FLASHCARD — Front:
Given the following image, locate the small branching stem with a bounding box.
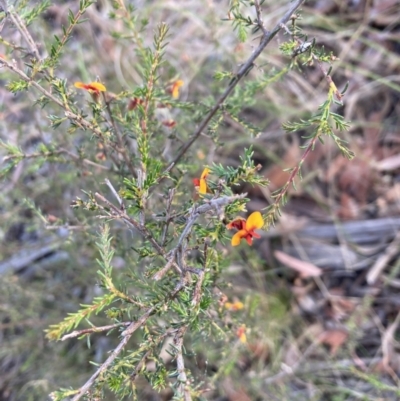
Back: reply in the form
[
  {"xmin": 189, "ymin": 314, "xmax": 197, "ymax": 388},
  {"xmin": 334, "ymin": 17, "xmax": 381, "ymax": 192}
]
[
  {"xmin": 160, "ymin": 188, "xmax": 176, "ymax": 247},
  {"xmin": 2, "ymin": 147, "xmax": 109, "ymax": 170},
  {"xmin": 312, "ymin": 54, "xmax": 343, "ymax": 101},
  {"xmin": 129, "ymin": 328, "xmax": 178, "ymax": 381},
  {"xmin": 174, "ymin": 326, "xmax": 191, "ymax": 401},
  {"xmin": 60, "ymin": 322, "xmax": 131, "ymax": 341},
  {"xmin": 95, "ymin": 192, "xmax": 165, "ymax": 255},
  {"xmin": 8, "ymin": 7, "xmax": 40, "ymax": 59},
  {"xmin": 102, "ymin": 96, "xmax": 137, "ymax": 178},
  {"xmin": 104, "ymin": 178, "xmax": 125, "ymax": 211},
  {"xmin": 254, "ymin": 0, "xmax": 268, "ymax": 35},
  {"xmin": 265, "ymin": 135, "xmax": 319, "ymax": 227},
  {"xmin": 49, "ymin": 6, "xmax": 87, "ymax": 67},
  {"xmin": 70, "ymin": 307, "xmax": 156, "ymax": 401},
  {"xmin": 192, "ymin": 268, "xmax": 205, "ymax": 307}
]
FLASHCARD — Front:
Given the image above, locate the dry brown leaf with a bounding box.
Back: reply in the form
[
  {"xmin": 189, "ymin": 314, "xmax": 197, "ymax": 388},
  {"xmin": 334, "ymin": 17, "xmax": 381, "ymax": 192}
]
[
  {"xmin": 274, "ymin": 250, "xmax": 322, "ymax": 278},
  {"xmin": 374, "ymin": 154, "xmax": 400, "ymax": 171},
  {"xmin": 327, "ymin": 297, "xmax": 358, "ymax": 321},
  {"xmin": 318, "ymin": 329, "xmax": 348, "ymax": 356}
]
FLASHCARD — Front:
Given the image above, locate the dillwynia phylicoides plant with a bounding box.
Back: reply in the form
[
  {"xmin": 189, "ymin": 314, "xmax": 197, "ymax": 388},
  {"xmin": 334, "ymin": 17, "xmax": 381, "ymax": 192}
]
[{"xmin": 0, "ymin": 0, "xmax": 353, "ymax": 400}]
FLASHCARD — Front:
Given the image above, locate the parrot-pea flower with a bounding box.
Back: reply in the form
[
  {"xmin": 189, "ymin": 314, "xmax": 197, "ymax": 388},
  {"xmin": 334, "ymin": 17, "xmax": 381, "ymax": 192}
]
[
  {"xmin": 171, "ymin": 79, "xmax": 184, "ymax": 99},
  {"xmin": 193, "ymin": 167, "xmax": 210, "ymax": 195},
  {"xmin": 226, "ymin": 211, "xmax": 264, "ymax": 246},
  {"xmin": 74, "ymin": 81, "xmax": 106, "ymax": 103},
  {"xmin": 224, "ymin": 301, "xmax": 244, "ymax": 311},
  {"xmin": 74, "ymin": 81, "xmax": 106, "ymax": 93},
  {"xmin": 236, "ymin": 325, "xmax": 247, "ymax": 344}
]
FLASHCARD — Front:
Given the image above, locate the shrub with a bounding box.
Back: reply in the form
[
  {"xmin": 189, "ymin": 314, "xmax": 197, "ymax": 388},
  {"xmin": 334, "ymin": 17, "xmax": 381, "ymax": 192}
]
[{"xmin": 0, "ymin": 0, "xmax": 352, "ymax": 400}]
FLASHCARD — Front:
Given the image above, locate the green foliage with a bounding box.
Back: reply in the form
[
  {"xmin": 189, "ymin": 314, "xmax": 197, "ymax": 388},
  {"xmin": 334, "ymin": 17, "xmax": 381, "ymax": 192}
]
[
  {"xmin": 6, "ymin": 79, "xmax": 30, "ymax": 93},
  {"xmin": 212, "ymin": 147, "xmax": 269, "ymax": 188},
  {"xmin": 21, "ymin": 0, "xmax": 51, "ymax": 26},
  {"xmin": 227, "ymin": 0, "xmax": 261, "ymax": 42},
  {"xmin": 44, "ymin": 0, "xmax": 95, "ymax": 69}
]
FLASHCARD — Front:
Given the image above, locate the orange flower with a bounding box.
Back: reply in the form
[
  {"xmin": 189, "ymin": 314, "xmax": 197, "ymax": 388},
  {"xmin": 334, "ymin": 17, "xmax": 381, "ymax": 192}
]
[
  {"xmin": 236, "ymin": 325, "xmax": 247, "ymax": 343},
  {"xmin": 227, "ymin": 211, "xmax": 264, "ymax": 246},
  {"xmin": 74, "ymin": 81, "xmax": 106, "ymax": 93},
  {"xmin": 225, "ymin": 301, "xmax": 244, "ymax": 311},
  {"xmin": 193, "ymin": 167, "xmax": 210, "ymax": 195},
  {"xmin": 171, "ymin": 79, "xmax": 184, "ymax": 99},
  {"xmin": 74, "ymin": 81, "xmax": 106, "ymax": 103}
]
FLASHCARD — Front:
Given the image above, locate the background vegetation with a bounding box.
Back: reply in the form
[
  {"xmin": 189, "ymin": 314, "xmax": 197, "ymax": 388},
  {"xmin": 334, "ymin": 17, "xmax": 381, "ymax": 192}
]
[{"xmin": 1, "ymin": 0, "xmax": 400, "ymax": 400}]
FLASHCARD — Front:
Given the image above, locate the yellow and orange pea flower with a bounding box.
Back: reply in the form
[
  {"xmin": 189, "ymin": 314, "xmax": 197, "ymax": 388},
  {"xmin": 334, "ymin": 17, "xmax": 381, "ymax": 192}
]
[
  {"xmin": 224, "ymin": 301, "xmax": 244, "ymax": 312},
  {"xmin": 226, "ymin": 211, "xmax": 264, "ymax": 246},
  {"xmin": 236, "ymin": 325, "xmax": 247, "ymax": 344},
  {"xmin": 74, "ymin": 81, "xmax": 106, "ymax": 102},
  {"xmin": 193, "ymin": 167, "xmax": 210, "ymax": 195},
  {"xmin": 170, "ymin": 79, "xmax": 184, "ymax": 99}
]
